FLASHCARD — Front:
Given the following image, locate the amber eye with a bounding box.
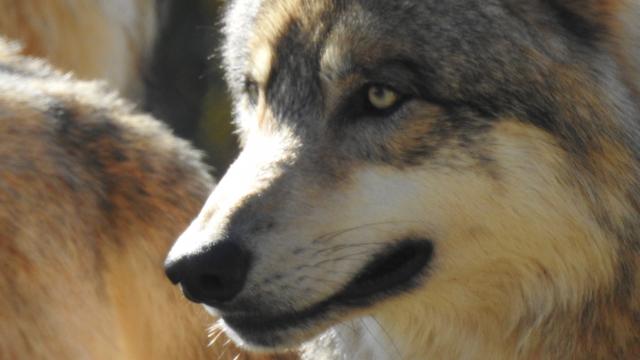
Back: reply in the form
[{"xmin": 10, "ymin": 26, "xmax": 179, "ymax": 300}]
[{"xmin": 367, "ymin": 85, "xmax": 399, "ymax": 110}]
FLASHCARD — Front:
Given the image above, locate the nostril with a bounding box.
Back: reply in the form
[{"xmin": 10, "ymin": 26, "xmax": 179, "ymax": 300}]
[
  {"xmin": 198, "ymin": 273, "xmax": 228, "ymax": 300},
  {"xmin": 165, "ymin": 241, "xmax": 251, "ymax": 305},
  {"xmin": 195, "ymin": 271, "xmax": 243, "ymax": 303},
  {"xmin": 199, "ymin": 274, "xmax": 224, "ymax": 290}
]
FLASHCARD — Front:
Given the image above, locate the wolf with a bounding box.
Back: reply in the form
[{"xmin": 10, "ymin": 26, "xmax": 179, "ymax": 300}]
[
  {"xmin": 0, "ymin": 38, "xmax": 293, "ymax": 360},
  {"xmin": 166, "ymin": 0, "xmax": 640, "ymax": 358},
  {"xmin": 0, "ymin": 0, "xmax": 161, "ymax": 99}
]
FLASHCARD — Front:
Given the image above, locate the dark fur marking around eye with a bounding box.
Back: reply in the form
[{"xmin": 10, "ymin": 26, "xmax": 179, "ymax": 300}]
[
  {"xmin": 337, "ymin": 84, "xmax": 408, "ymax": 121},
  {"xmin": 543, "ymin": 0, "xmax": 602, "ymax": 43}
]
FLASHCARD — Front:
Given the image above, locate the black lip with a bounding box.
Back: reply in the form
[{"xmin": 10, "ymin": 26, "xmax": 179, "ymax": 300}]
[
  {"xmin": 222, "ymin": 239, "xmax": 433, "ymax": 341},
  {"xmin": 335, "ymin": 239, "xmax": 434, "ymax": 303}
]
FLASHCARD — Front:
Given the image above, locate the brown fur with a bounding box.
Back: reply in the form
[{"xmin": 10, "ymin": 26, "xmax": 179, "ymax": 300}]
[{"xmin": 0, "ymin": 39, "xmax": 295, "ymax": 360}]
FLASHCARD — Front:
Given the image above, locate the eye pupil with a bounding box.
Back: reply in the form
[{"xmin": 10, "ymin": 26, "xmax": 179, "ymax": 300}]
[
  {"xmin": 367, "ymin": 85, "xmax": 398, "ymax": 110},
  {"xmin": 371, "ymin": 86, "xmax": 385, "ymax": 98}
]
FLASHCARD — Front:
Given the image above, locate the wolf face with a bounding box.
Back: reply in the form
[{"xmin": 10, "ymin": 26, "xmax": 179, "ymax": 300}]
[{"xmin": 167, "ymin": 0, "xmax": 640, "ymax": 357}]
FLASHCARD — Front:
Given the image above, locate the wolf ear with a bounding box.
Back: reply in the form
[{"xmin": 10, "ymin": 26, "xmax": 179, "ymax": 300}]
[{"xmin": 546, "ymin": 0, "xmax": 623, "ymax": 36}]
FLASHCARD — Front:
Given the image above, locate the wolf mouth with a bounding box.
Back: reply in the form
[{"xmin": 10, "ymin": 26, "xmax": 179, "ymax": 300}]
[{"xmin": 222, "ymin": 239, "xmax": 433, "ymax": 343}]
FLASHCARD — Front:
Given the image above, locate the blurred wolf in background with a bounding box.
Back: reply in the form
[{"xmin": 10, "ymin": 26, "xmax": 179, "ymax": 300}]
[
  {"xmin": 0, "ymin": 0, "xmax": 162, "ymax": 100},
  {"xmin": 0, "ymin": 1, "xmax": 290, "ymax": 358},
  {"xmin": 0, "ymin": 0, "xmax": 235, "ymax": 174},
  {"xmin": 166, "ymin": 0, "xmax": 640, "ymax": 358},
  {"xmin": 0, "ymin": 37, "xmax": 293, "ymax": 360},
  {"xmin": 0, "ymin": 37, "xmax": 215, "ymax": 359}
]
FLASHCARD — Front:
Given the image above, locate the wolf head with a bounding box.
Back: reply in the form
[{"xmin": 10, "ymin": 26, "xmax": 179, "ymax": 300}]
[{"xmin": 166, "ymin": 0, "xmax": 640, "ymax": 355}]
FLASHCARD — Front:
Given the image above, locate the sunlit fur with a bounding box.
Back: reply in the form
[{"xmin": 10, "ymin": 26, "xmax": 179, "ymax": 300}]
[
  {"xmin": 0, "ymin": 0, "xmax": 159, "ymax": 99},
  {"xmin": 0, "ymin": 39, "xmax": 295, "ymax": 360},
  {"xmin": 169, "ymin": 0, "xmax": 640, "ymax": 358}
]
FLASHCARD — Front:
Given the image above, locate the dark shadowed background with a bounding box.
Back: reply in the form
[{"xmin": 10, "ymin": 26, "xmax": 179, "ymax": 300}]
[{"xmin": 145, "ymin": 0, "xmax": 236, "ymax": 178}]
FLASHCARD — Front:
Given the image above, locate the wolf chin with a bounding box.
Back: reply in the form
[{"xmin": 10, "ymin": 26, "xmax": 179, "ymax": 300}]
[{"xmin": 166, "ymin": 0, "xmax": 640, "ymax": 358}]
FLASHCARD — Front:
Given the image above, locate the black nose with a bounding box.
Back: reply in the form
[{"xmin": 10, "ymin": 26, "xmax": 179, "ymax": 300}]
[{"xmin": 165, "ymin": 241, "xmax": 251, "ymax": 305}]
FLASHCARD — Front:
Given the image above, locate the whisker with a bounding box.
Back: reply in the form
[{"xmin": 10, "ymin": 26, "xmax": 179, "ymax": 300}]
[
  {"xmin": 304, "ymin": 257, "xmax": 370, "ymax": 270},
  {"xmin": 302, "ymin": 275, "xmax": 344, "ymax": 285},
  {"xmin": 216, "ymin": 344, "xmax": 231, "ymax": 360},
  {"xmin": 313, "ymin": 242, "xmax": 389, "ymax": 256},
  {"xmin": 208, "ymin": 329, "xmax": 226, "ymax": 348},
  {"xmin": 308, "ymin": 250, "xmax": 378, "ymax": 268},
  {"xmin": 360, "ymin": 318, "xmax": 396, "ymax": 360},
  {"xmin": 311, "ymin": 220, "xmax": 422, "ymax": 245},
  {"xmin": 372, "ymin": 315, "xmax": 403, "ymax": 359}
]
